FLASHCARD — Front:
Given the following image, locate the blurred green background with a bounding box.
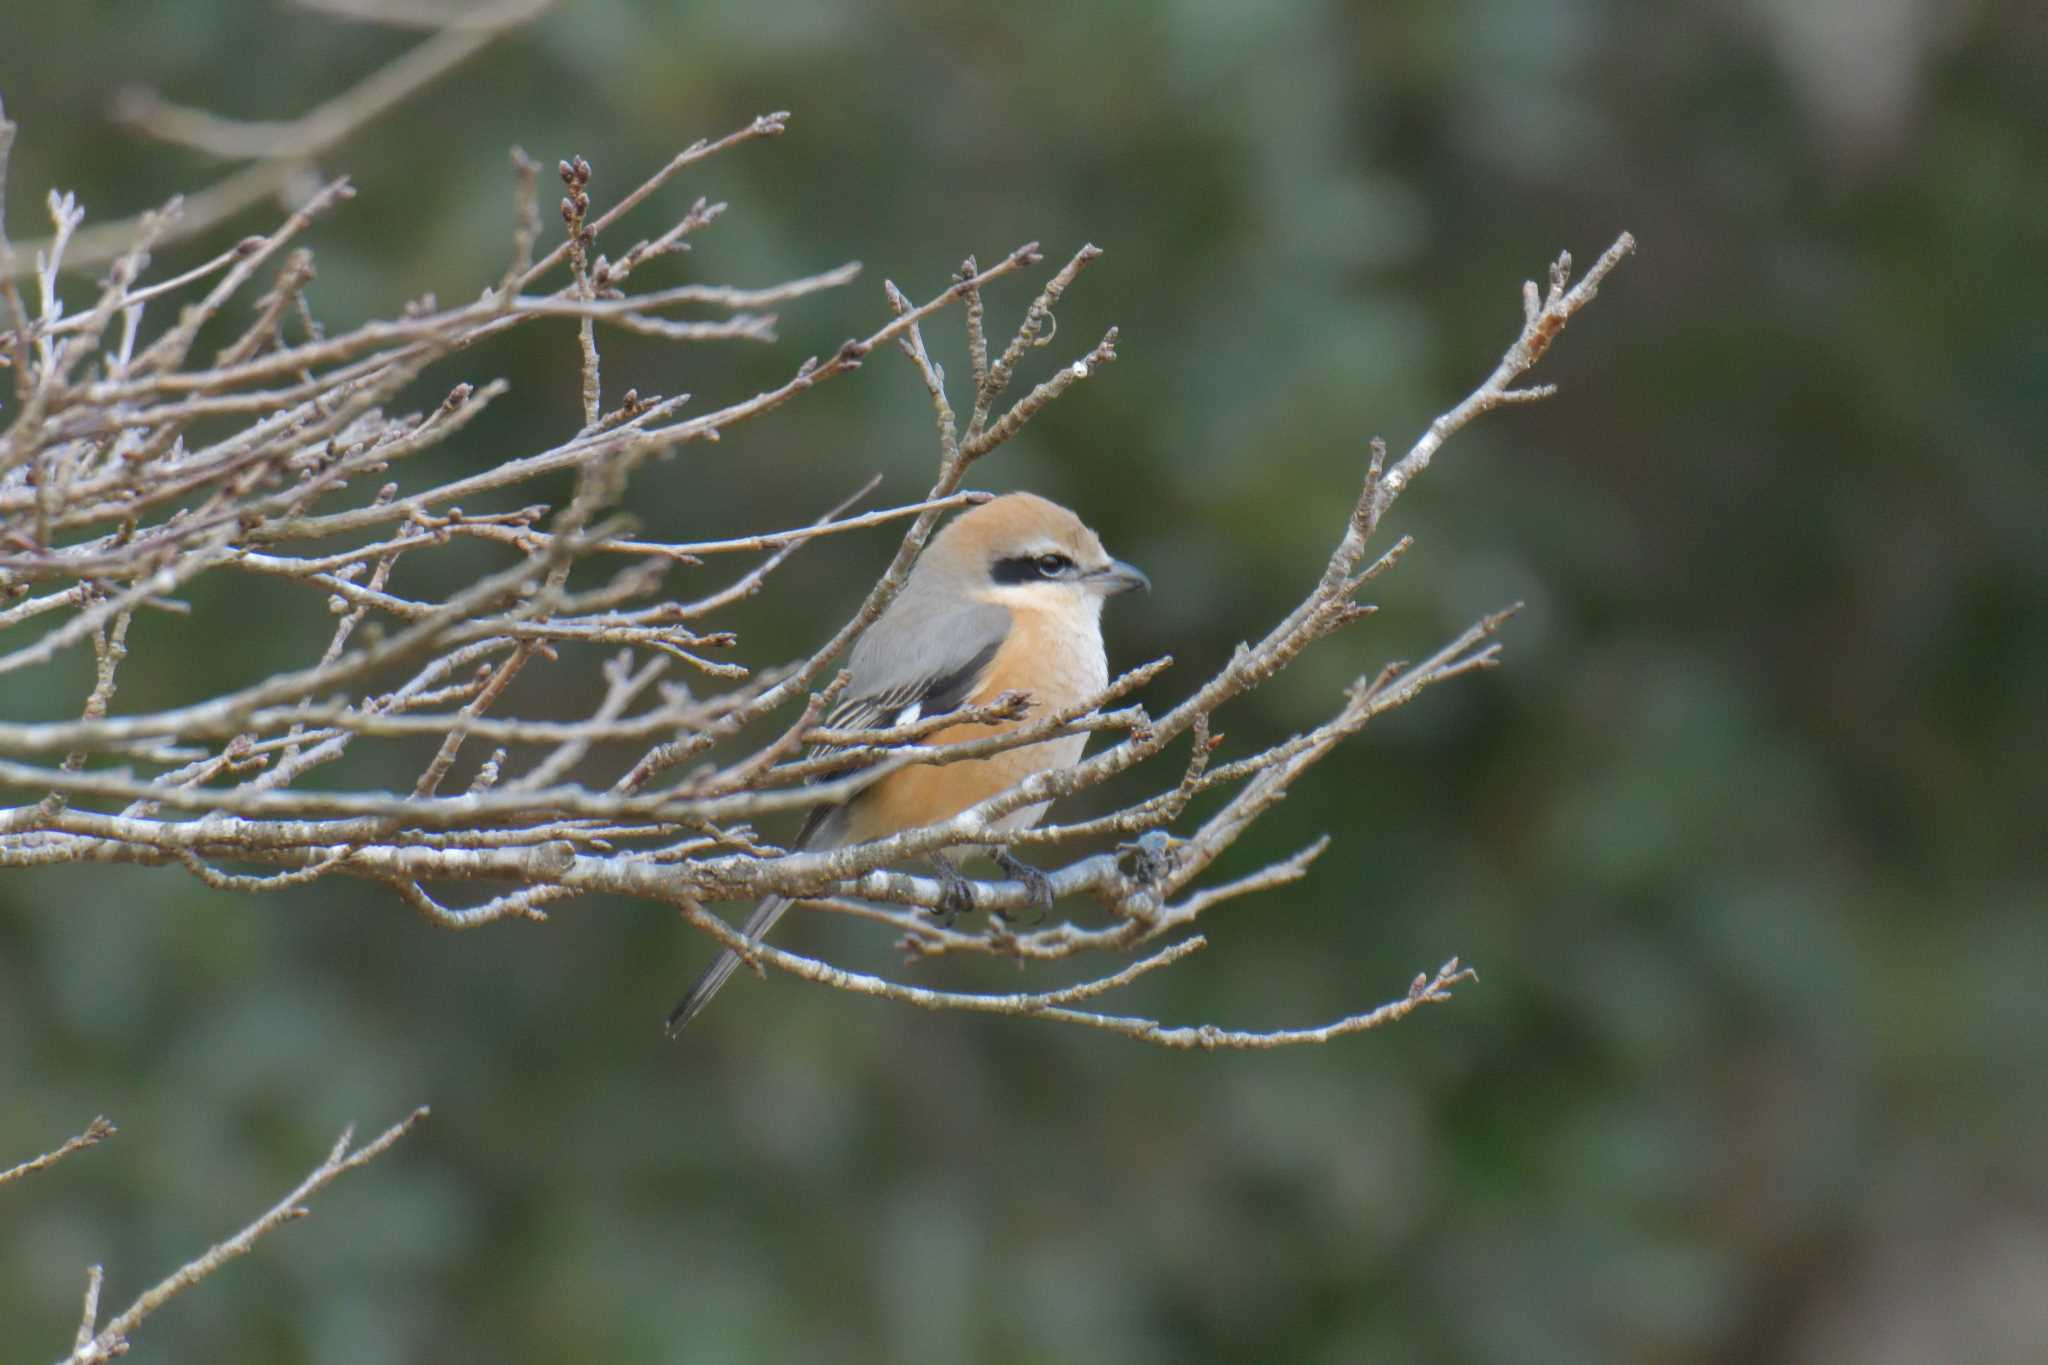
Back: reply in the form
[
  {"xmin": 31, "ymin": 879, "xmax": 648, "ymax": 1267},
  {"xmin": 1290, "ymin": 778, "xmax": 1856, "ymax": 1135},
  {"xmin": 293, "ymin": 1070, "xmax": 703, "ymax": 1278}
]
[{"xmin": 4, "ymin": 1, "xmax": 2045, "ymax": 1361}]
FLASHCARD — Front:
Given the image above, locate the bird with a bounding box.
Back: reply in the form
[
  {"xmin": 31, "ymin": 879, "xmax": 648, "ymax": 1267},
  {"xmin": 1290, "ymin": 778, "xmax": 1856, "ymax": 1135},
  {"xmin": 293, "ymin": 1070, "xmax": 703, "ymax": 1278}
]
[{"xmin": 665, "ymin": 491, "xmax": 1149, "ymax": 1034}]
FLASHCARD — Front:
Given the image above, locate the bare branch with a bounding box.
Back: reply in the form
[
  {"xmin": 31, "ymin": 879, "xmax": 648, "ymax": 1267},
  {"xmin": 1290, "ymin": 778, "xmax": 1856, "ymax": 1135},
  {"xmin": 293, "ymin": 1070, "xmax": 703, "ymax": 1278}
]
[
  {"xmin": 59, "ymin": 1108, "xmax": 429, "ymax": 1365},
  {"xmin": 73, "ymin": 1265, "xmax": 103, "ymax": 1355},
  {"xmin": 672, "ymin": 895, "xmax": 1475, "ymax": 1050},
  {"xmin": 1, "ymin": 52, "xmax": 1633, "ymax": 1049},
  {"xmin": 0, "ymin": 1116, "xmax": 116, "ymax": 1187},
  {"xmin": 11, "ymin": 5, "xmax": 551, "ymax": 278}
]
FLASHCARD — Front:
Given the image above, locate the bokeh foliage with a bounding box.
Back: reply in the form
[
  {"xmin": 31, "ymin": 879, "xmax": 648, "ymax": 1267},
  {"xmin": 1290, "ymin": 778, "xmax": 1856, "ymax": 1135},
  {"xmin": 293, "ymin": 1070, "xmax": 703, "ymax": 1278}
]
[{"xmin": 3, "ymin": 2, "xmax": 2044, "ymax": 1361}]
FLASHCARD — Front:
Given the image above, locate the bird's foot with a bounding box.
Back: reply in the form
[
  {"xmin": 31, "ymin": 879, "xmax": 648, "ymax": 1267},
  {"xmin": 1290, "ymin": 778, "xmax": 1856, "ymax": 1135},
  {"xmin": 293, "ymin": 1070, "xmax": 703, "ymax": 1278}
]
[
  {"xmin": 928, "ymin": 858, "xmax": 977, "ymax": 927},
  {"xmin": 1117, "ymin": 831, "xmax": 1175, "ymax": 886},
  {"xmin": 992, "ymin": 849, "xmax": 1055, "ymax": 925}
]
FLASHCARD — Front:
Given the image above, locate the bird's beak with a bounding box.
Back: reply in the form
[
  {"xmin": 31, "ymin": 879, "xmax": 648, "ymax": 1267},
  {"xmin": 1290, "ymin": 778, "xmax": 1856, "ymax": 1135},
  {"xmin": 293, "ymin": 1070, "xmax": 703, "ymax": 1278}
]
[{"xmin": 1088, "ymin": 559, "xmax": 1151, "ymax": 596}]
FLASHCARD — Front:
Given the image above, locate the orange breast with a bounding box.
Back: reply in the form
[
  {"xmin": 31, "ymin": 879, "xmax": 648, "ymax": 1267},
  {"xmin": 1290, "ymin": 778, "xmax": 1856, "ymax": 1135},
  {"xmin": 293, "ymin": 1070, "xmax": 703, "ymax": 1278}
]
[{"xmin": 843, "ymin": 603, "xmax": 1107, "ymax": 842}]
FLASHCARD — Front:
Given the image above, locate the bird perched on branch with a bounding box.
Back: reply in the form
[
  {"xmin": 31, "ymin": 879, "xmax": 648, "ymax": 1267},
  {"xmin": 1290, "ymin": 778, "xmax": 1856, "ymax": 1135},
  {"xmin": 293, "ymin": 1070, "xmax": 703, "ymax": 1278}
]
[{"xmin": 666, "ymin": 491, "xmax": 1149, "ymax": 1033}]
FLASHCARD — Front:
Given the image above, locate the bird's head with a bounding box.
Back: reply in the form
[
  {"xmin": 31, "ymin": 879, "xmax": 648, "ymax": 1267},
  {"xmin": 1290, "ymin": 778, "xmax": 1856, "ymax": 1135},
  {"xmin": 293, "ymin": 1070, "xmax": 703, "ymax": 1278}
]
[{"xmin": 925, "ymin": 492, "xmax": 1149, "ymax": 612}]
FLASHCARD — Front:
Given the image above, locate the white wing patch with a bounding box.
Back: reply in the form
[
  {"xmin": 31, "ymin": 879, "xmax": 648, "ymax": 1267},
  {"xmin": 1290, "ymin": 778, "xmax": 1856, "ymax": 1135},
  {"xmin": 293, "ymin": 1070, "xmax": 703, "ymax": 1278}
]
[{"xmin": 811, "ymin": 632, "xmax": 1005, "ymax": 758}]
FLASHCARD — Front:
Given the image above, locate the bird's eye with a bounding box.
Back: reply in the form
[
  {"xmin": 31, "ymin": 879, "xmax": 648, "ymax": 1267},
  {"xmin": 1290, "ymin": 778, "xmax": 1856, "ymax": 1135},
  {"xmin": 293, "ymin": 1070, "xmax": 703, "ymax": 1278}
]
[{"xmin": 1035, "ymin": 553, "xmax": 1073, "ymax": 577}]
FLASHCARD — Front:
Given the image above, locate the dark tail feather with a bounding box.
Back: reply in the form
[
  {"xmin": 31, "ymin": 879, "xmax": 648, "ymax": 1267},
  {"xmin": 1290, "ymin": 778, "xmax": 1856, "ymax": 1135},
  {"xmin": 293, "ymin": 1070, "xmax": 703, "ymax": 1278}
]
[{"xmin": 664, "ymin": 894, "xmax": 794, "ymax": 1036}]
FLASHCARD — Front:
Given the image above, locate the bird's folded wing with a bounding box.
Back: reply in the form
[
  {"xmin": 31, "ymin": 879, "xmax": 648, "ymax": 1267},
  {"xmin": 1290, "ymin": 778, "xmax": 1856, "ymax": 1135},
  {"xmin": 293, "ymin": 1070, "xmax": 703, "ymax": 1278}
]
[
  {"xmin": 818, "ymin": 597, "xmax": 1010, "ymax": 752},
  {"xmin": 773, "ymin": 598, "xmax": 1007, "ymax": 856}
]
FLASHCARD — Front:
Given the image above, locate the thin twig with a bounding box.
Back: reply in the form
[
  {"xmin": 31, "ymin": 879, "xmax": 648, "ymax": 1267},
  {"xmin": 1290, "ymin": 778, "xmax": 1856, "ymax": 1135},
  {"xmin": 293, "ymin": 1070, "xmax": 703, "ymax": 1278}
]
[
  {"xmin": 0, "ymin": 1117, "xmax": 116, "ymax": 1186},
  {"xmin": 1, "ymin": 58, "xmax": 1633, "ymax": 1056},
  {"xmin": 62, "ymin": 1108, "xmax": 428, "ymax": 1365},
  {"xmin": 8, "ymin": 1, "xmax": 552, "ymax": 277}
]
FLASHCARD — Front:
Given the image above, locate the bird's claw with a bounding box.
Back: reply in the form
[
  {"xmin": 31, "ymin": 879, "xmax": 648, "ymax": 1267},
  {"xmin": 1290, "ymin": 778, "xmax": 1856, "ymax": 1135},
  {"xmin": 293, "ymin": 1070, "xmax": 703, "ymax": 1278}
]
[
  {"xmin": 1117, "ymin": 831, "xmax": 1174, "ymax": 886},
  {"xmin": 930, "ymin": 860, "xmax": 976, "ymax": 927},
  {"xmin": 992, "ymin": 849, "xmax": 1054, "ymax": 925}
]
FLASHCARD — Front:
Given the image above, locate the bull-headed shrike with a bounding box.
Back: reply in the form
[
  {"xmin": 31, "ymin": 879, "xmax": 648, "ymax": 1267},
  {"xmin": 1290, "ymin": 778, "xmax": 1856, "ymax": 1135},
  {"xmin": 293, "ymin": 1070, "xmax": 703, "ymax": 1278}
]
[{"xmin": 666, "ymin": 492, "xmax": 1148, "ymax": 1033}]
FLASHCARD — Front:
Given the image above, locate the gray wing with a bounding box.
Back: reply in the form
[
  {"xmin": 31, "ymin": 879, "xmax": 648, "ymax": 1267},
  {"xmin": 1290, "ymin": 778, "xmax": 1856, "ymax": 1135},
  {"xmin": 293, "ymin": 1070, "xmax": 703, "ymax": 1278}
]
[
  {"xmin": 782, "ymin": 594, "xmax": 1007, "ymax": 840},
  {"xmin": 823, "ymin": 594, "xmax": 1010, "ymax": 742},
  {"xmin": 779, "ymin": 595, "xmax": 1008, "ymax": 914},
  {"xmin": 663, "ymin": 599, "xmax": 1008, "ymax": 1035}
]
